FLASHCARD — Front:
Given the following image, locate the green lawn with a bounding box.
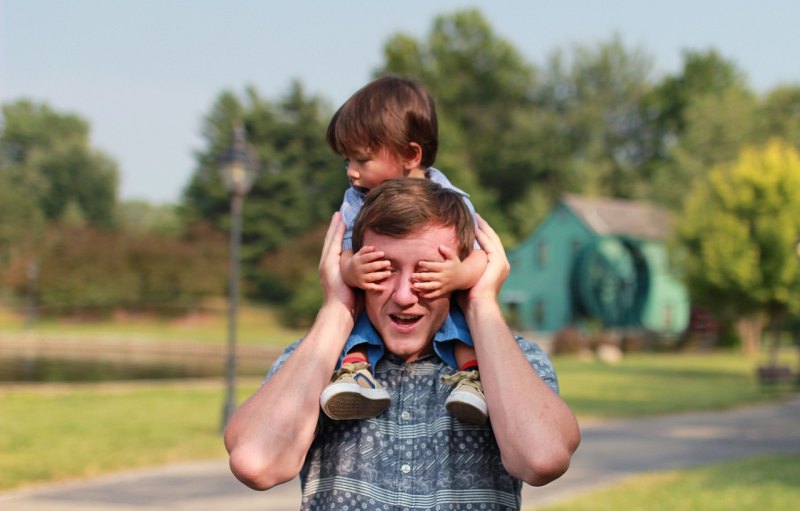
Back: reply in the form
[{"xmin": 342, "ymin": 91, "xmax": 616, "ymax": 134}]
[
  {"xmin": 553, "ymin": 351, "xmax": 796, "ymax": 419},
  {"xmin": 2, "ymin": 351, "xmax": 797, "ymax": 492},
  {"xmin": 534, "ymin": 455, "xmax": 800, "ymax": 511}
]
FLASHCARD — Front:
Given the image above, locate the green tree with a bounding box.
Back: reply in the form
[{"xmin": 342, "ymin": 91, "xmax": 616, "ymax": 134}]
[
  {"xmin": 182, "ymin": 83, "xmax": 344, "ymax": 300},
  {"xmin": 0, "ymin": 100, "xmax": 119, "ymax": 227},
  {"xmin": 535, "ymin": 35, "xmax": 656, "ymax": 199},
  {"xmin": 755, "ymin": 85, "xmax": 800, "ymax": 149},
  {"xmin": 676, "ymin": 139, "xmax": 800, "ymax": 356},
  {"xmin": 379, "ymin": 8, "xmax": 537, "ymax": 240},
  {"xmin": 645, "ymin": 50, "xmax": 755, "ymax": 209}
]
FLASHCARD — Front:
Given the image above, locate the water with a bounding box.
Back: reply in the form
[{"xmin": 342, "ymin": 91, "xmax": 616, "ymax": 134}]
[{"xmin": 0, "ymin": 356, "xmax": 220, "ymax": 382}]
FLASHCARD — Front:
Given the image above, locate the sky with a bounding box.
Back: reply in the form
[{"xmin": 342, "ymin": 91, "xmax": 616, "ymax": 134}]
[{"xmin": 2, "ymin": 0, "xmax": 799, "ymax": 204}]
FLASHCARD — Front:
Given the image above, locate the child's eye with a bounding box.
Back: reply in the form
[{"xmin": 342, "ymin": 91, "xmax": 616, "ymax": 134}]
[{"xmin": 343, "ymin": 159, "xmax": 350, "ymax": 170}]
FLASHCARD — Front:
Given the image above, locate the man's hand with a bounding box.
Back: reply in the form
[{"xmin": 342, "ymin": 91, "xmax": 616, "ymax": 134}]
[
  {"xmin": 466, "ymin": 215, "xmax": 510, "ymax": 303},
  {"xmin": 319, "ymin": 213, "xmax": 358, "ymax": 315}
]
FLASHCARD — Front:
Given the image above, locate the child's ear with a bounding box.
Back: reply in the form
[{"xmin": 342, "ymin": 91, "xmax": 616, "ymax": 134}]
[{"xmin": 402, "ymin": 142, "xmax": 423, "ymax": 170}]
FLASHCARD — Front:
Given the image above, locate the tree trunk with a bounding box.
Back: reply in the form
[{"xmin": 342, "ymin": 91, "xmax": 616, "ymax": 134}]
[{"xmin": 736, "ymin": 313, "xmax": 766, "ymax": 359}]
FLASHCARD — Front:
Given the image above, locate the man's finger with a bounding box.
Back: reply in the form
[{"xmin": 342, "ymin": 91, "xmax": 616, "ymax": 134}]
[{"xmin": 320, "ymin": 212, "xmax": 344, "ymax": 267}]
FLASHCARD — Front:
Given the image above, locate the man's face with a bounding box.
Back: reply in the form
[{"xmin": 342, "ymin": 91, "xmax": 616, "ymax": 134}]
[{"xmin": 363, "ymin": 225, "xmax": 456, "ymax": 362}]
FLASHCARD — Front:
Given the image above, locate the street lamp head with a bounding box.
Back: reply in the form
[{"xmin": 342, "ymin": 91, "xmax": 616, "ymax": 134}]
[{"xmin": 219, "ymin": 124, "xmax": 260, "ymax": 196}]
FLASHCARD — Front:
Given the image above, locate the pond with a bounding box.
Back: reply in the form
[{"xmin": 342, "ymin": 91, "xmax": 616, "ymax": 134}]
[{"xmin": 0, "ymin": 356, "xmax": 222, "ymax": 382}]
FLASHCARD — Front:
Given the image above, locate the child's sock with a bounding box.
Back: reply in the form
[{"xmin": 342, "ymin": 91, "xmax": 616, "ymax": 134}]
[
  {"xmin": 343, "ymin": 353, "xmax": 368, "ymax": 366},
  {"xmin": 459, "ymin": 359, "xmax": 478, "ymax": 372}
]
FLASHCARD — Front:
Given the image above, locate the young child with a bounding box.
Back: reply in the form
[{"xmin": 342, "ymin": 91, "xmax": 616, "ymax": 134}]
[{"xmin": 319, "ymin": 75, "xmax": 490, "ymax": 425}]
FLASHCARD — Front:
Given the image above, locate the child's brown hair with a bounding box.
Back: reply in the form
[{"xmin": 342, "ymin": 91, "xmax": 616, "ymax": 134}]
[
  {"xmin": 326, "ymin": 75, "xmax": 438, "ymax": 167},
  {"xmin": 353, "ymin": 178, "xmax": 474, "ymax": 261}
]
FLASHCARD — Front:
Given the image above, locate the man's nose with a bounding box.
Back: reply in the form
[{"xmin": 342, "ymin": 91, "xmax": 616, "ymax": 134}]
[{"xmin": 392, "ymin": 273, "xmax": 419, "ymax": 306}]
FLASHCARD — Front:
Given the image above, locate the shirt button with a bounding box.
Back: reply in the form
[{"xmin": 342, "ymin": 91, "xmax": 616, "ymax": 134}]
[
  {"xmin": 401, "ymin": 464, "xmax": 411, "ymax": 474},
  {"xmin": 401, "ymin": 411, "xmax": 411, "ymax": 421}
]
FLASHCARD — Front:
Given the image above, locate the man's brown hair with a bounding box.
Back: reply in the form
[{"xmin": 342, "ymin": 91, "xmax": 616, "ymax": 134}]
[
  {"xmin": 326, "ymin": 75, "xmax": 438, "ymax": 167},
  {"xmin": 352, "ymin": 179, "xmax": 474, "ymax": 260}
]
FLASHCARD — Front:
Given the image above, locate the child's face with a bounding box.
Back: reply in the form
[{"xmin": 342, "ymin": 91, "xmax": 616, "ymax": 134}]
[{"xmin": 344, "ymin": 146, "xmax": 407, "ymax": 194}]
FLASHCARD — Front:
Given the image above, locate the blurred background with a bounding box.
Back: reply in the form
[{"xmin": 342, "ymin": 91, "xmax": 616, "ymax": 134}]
[{"xmin": 1, "ymin": 1, "xmax": 799, "ymax": 508}]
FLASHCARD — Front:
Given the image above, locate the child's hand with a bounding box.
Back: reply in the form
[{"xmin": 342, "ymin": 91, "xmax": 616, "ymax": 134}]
[
  {"xmin": 412, "ymin": 245, "xmax": 465, "ymax": 299},
  {"xmin": 346, "ymin": 246, "xmax": 391, "ymax": 291}
]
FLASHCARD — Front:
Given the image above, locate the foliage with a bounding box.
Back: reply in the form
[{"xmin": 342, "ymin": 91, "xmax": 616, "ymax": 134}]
[
  {"xmin": 116, "ymin": 200, "xmax": 184, "ymax": 236},
  {"xmin": 2, "ymin": 223, "xmax": 227, "ymax": 314},
  {"xmin": 181, "ymin": 83, "xmax": 346, "ymax": 301},
  {"xmin": 756, "ymin": 84, "xmax": 800, "ymax": 149},
  {"xmin": 676, "ymin": 140, "xmax": 800, "ymax": 353},
  {"xmin": 644, "ymin": 50, "xmax": 754, "ymax": 208},
  {"xmin": 0, "ymin": 100, "xmax": 118, "ymax": 227}
]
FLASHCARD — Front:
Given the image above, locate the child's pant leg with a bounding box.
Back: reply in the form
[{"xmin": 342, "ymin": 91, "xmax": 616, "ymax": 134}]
[{"xmin": 338, "ymin": 311, "xmax": 385, "ymax": 370}]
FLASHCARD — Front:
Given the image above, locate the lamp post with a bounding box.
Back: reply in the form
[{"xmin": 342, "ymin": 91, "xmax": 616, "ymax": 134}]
[{"xmin": 219, "ymin": 123, "xmax": 260, "ymax": 432}]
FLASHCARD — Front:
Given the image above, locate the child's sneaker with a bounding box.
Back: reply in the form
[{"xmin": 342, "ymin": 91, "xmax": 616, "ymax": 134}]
[
  {"xmin": 320, "ymin": 362, "xmax": 391, "ymax": 420},
  {"xmin": 442, "ymin": 370, "xmax": 488, "ymax": 425}
]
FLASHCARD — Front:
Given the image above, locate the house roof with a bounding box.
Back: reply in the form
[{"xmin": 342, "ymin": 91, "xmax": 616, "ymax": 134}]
[{"xmin": 561, "ymin": 194, "xmax": 673, "ymax": 240}]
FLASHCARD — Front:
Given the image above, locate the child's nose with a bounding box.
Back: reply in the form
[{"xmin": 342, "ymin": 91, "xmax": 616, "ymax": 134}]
[{"xmin": 346, "ymin": 163, "xmax": 359, "ymax": 181}]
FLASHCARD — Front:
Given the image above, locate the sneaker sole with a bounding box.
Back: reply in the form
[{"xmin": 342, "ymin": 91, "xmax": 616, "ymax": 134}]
[
  {"xmin": 320, "ymin": 384, "xmax": 391, "ymax": 420},
  {"xmin": 445, "ymin": 390, "xmax": 488, "ymax": 425}
]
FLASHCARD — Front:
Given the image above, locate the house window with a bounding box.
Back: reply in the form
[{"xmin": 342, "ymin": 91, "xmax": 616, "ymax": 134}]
[
  {"xmin": 534, "ymin": 300, "xmax": 546, "ymax": 327},
  {"xmin": 536, "ymin": 241, "xmax": 548, "ymax": 267},
  {"xmin": 570, "ymin": 239, "xmax": 581, "ymax": 255}
]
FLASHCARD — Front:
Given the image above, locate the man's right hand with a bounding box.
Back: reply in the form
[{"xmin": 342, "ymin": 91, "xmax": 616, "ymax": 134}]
[
  {"xmin": 319, "ymin": 213, "xmax": 358, "ymax": 316},
  {"xmin": 465, "ymin": 214, "xmax": 510, "ymax": 305}
]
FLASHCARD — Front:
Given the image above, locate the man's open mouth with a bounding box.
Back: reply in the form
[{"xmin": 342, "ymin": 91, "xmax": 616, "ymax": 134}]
[{"xmin": 390, "ymin": 313, "xmax": 421, "ymax": 326}]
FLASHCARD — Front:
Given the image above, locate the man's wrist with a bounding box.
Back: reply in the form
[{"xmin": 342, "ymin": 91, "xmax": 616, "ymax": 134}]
[
  {"xmin": 318, "ymin": 300, "xmax": 358, "ymax": 326},
  {"xmin": 463, "ymin": 295, "xmax": 501, "ymax": 318}
]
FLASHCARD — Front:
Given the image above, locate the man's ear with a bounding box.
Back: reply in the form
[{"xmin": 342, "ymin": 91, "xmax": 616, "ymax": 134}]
[{"xmin": 402, "ymin": 142, "xmax": 423, "ymax": 170}]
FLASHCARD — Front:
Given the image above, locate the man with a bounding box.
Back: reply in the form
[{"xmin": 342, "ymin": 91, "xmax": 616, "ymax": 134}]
[{"xmin": 224, "ymin": 179, "xmax": 580, "ymax": 510}]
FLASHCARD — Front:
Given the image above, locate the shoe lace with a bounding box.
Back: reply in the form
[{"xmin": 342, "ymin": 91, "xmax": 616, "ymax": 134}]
[
  {"xmin": 331, "ymin": 361, "xmax": 370, "ymax": 380},
  {"xmin": 441, "ymin": 369, "xmax": 480, "ymax": 389}
]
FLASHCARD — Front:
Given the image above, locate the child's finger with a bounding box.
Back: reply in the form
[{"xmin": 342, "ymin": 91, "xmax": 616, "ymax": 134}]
[
  {"xmin": 412, "ymin": 271, "xmax": 442, "ymax": 282},
  {"xmin": 419, "ymin": 288, "xmax": 446, "ymax": 299},
  {"xmin": 362, "ymin": 260, "xmax": 390, "ymax": 274},
  {"xmin": 363, "ymin": 270, "xmax": 391, "ymax": 283},
  {"xmin": 362, "ymin": 282, "xmax": 387, "ymax": 292},
  {"xmin": 437, "ymin": 244, "xmax": 459, "ymax": 260},
  {"xmin": 413, "ymin": 280, "xmax": 442, "ymax": 291},
  {"xmin": 416, "ymin": 260, "xmax": 445, "ymax": 272},
  {"xmin": 356, "ymin": 249, "xmax": 385, "ymax": 262}
]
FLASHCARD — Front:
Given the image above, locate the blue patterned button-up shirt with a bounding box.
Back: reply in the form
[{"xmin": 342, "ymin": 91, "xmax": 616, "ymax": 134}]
[{"xmin": 266, "ymin": 337, "xmax": 559, "ymax": 510}]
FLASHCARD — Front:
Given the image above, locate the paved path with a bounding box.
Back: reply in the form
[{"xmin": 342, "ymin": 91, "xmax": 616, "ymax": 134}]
[{"xmin": 3, "ymin": 396, "xmax": 799, "ymax": 510}]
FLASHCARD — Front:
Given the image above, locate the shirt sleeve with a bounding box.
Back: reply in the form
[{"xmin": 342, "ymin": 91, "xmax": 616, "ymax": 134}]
[
  {"xmin": 516, "ymin": 337, "xmax": 560, "ymax": 394},
  {"xmin": 264, "ymin": 340, "xmax": 301, "ymax": 382},
  {"xmin": 339, "ymin": 187, "xmax": 363, "ymax": 252}
]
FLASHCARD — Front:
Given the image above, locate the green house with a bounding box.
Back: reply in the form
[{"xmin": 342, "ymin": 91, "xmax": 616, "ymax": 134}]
[{"xmin": 500, "ymin": 194, "xmax": 690, "ymax": 336}]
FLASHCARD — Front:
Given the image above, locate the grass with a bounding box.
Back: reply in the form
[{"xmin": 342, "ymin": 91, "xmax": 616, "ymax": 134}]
[
  {"xmin": 1, "ymin": 352, "xmax": 797, "ymax": 492},
  {"xmin": 0, "ymin": 380, "xmax": 259, "ymax": 491},
  {"xmin": 553, "ymin": 351, "xmax": 797, "ymax": 419},
  {"xmin": 534, "ymin": 455, "xmax": 800, "ymax": 511}
]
